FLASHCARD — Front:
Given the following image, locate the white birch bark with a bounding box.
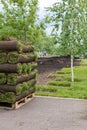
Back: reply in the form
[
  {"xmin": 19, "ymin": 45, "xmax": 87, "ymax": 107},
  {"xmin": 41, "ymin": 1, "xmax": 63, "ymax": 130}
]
[{"xmin": 71, "ymin": 55, "xmax": 74, "ymax": 82}]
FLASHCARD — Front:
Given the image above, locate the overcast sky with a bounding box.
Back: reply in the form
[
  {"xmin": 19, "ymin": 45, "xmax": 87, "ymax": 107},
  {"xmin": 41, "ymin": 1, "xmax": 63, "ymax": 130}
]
[
  {"xmin": 38, "ymin": 0, "xmax": 59, "ymax": 34},
  {"xmin": 38, "ymin": 0, "xmax": 58, "ymax": 17},
  {"xmin": 39, "ymin": 0, "xmax": 58, "ymax": 9}
]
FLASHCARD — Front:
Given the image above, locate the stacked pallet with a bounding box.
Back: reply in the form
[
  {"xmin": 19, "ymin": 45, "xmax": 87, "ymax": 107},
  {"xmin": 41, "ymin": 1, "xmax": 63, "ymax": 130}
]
[{"xmin": 0, "ymin": 39, "xmax": 37, "ymax": 104}]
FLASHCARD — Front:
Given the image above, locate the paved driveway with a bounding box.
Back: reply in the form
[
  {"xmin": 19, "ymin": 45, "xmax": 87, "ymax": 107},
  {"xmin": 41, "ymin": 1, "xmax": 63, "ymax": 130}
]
[{"xmin": 0, "ymin": 96, "xmax": 87, "ymax": 130}]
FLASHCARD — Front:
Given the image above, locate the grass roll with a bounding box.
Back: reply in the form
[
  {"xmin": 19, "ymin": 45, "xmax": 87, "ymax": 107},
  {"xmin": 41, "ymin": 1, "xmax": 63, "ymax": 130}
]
[
  {"xmin": 17, "ymin": 63, "xmax": 23, "ymax": 74},
  {"xmin": 18, "ymin": 53, "xmax": 35, "ymax": 63},
  {"xmin": 16, "ymin": 80, "xmax": 36, "ymax": 95},
  {"xmin": 27, "ymin": 63, "xmax": 37, "ymax": 73},
  {"xmin": 7, "ymin": 70, "xmax": 37, "ymax": 85},
  {"xmin": 16, "ymin": 82, "xmax": 30, "ymax": 95},
  {"xmin": 0, "ymin": 91, "xmax": 16, "ymax": 103},
  {"xmin": 21, "ymin": 82, "xmax": 29, "ymax": 94},
  {"xmin": 0, "ymin": 53, "xmax": 7, "ymax": 63},
  {"xmin": 7, "ymin": 52, "xmax": 18, "ymax": 63},
  {"xmin": 0, "ymin": 38, "xmax": 34, "ymax": 53},
  {"xmin": 22, "ymin": 63, "xmax": 28, "ymax": 73},
  {"xmin": 27, "ymin": 79, "xmax": 36, "ymax": 87},
  {"xmin": 17, "ymin": 42, "xmax": 34, "ymax": 53},
  {"xmin": 0, "ymin": 63, "xmax": 22, "ymax": 73},
  {"xmin": 7, "ymin": 74, "xmax": 18, "ymax": 85},
  {"xmin": 7, "ymin": 52, "xmax": 36, "ymax": 64},
  {"xmin": 0, "ymin": 73, "xmax": 7, "ymax": 84},
  {"xmin": 16, "ymin": 84, "xmax": 23, "ymax": 95},
  {"xmin": 34, "ymin": 52, "xmax": 38, "ymax": 61}
]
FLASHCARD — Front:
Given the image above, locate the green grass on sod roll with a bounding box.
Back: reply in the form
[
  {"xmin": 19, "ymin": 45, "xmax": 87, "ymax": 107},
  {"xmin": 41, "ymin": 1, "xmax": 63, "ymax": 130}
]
[
  {"xmin": 7, "ymin": 53, "xmax": 36, "ymax": 64},
  {"xmin": 17, "ymin": 42, "xmax": 34, "ymax": 53},
  {"xmin": 0, "ymin": 91, "xmax": 16, "ymax": 103},
  {"xmin": 21, "ymin": 82, "xmax": 29, "ymax": 94},
  {"xmin": 22, "ymin": 63, "xmax": 28, "ymax": 73},
  {"xmin": 17, "ymin": 42, "xmax": 23, "ymax": 53},
  {"xmin": 0, "ymin": 53, "xmax": 7, "ymax": 63},
  {"xmin": 16, "ymin": 84, "xmax": 23, "ymax": 95},
  {"xmin": 27, "ymin": 63, "xmax": 37, "ymax": 73},
  {"xmin": 7, "ymin": 70, "xmax": 37, "ymax": 85},
  {"xmin": 7, "ymin": 52, "xmax": 18, "ymax": 63},
  {"xmin": 17, "ymin": 63, "xmax": 23, "ymax": 74},
  {"xmin": 34, "ymin": 52, "xmax": 38, "ymax": 61},
  {"xmin": 7, "ymin": 73, "xmax": 18, "ymax": 85},
  {"xmin": 0, "ymin": 73, "xmax": 7, "ymax": 84}
]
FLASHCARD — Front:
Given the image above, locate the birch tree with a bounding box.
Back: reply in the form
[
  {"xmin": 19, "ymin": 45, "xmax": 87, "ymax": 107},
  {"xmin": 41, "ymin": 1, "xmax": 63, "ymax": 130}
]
[{"xmin": 46, "ymin": 0, "xmax": 87, "ymax": 82}]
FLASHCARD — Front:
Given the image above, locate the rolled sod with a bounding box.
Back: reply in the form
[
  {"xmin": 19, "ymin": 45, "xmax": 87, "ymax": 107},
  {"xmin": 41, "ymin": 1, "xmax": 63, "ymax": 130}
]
[
  {"xmin": 34, "ymin": 52, "xmax": 38, "ymax": 61},
  {"xmin": 0, "ymin": 40, "xmax": 17, "ymax": 51},
  {"xmin": 0, "ymin": 53, "xmax": 7, "ymax": 64},
  {"xmin": 0, "ymin": 91, "xmax": 16, "ymax": 103},
  {"xmin": 0, "ymin": 63, "xmax": 37, "ymax": 74},
  {"xmin": 0, "ymin": 84, "xmax": 26, "ymax": 95},
  {"xmin": 16, "ymin": 81, "xmax": 36, "ymax": 95},
  {"xmin": 18, "ymin": 53, "xmax": 36, "ymax": 63},
  {"xmin": 22, "ymin": 63, "xmax": 28, "ymax": 73},
  {"xmin": 0, "ymin": 40, "xmax": 34, "ymax": 53},
  {"xmin": 0, "ymin": 86, "xmax": 36, "ymax": 103},
  {"xmin": 16, "ymin": 88, "xmax": 35, "ymax": 101},
  {"xmin": 27, "ymin": 79, "xmax": 37, "ymax": 88},
  {"xmin": 0, "ymin": 79, "xmax": 36, "ymax": 95},
  {"xmin": 0, "ymin": 63, "xmax": 22, "ymax": 73},
  {"xmin": 7, "ymin": 52, "xmax": 18, "ymax": 64},
  {"xmin": 0, "ymin": 73, "xmax": 7, "ymax": 84},
  {"xmin": 0, "ymin": 87, "xmax": 35, "ymax": 103},
  {"xmin": 22, "ymin": 45, "xmax": 34, "ymax": 53},
  {"xmin": 7, "ymin": 70, "xmax": 37, "ymax": 85},
  {"xmin": 18, "ymin": 43, "xmax": 34, "ymax": 53},
  {"xmin": 27, "ymin": 63, "xmax": 37, "ymax": 73},
  {"xmin": 7, "ymin": 52, "xmax": 36, "ymax": 64},
  {"xmin": 7, "ymin": 74, "xmax": 18, "ymax": 85}
]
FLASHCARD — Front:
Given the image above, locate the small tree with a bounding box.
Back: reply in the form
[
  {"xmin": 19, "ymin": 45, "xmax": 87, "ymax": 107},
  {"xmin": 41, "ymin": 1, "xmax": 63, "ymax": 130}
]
[{"xmin": 46, "ymin": 0, "xmax": 87, "ymax": 82}]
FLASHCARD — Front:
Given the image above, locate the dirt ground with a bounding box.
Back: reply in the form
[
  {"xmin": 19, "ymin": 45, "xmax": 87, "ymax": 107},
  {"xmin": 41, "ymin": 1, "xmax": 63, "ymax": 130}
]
[
  {"xmin": 37, "ymin": 56, "xmax": 80, "ymax": 85},
  {"xmin": 37, "ymin": 69, "xmax": 56, "ymax": 85}
]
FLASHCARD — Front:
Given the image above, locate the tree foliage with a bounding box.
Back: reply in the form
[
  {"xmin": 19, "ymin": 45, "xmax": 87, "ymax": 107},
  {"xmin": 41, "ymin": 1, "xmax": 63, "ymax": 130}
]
[
  {"xmin": 46, "ymin": 0, "xmax": 87, "ymax": 81},
  {"xmin": 0, "ymin": 0, "xmax": 45, "ymax": 45},
  {"xmin": 36, "ymin": 35, "xmax": 59, "ymax": 55},
  {"xmin": 46, "ymin": 0, "xmax": 87, "ymax": 56}
]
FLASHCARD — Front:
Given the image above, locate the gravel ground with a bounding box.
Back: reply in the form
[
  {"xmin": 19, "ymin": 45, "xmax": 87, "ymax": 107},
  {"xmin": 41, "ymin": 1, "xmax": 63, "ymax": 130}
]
[{"xmin": 0, "ymin": 96, "xmax": 87, "ymax": 130}]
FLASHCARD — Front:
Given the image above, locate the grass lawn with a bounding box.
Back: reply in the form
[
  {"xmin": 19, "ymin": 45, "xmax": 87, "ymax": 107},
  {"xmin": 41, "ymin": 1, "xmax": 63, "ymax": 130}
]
[{"xmin": 36, "ymin": 59, "xmax": 87, "ymax": 99}]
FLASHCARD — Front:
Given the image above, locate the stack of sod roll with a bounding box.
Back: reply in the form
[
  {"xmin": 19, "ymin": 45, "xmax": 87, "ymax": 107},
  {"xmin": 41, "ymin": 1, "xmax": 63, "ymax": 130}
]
[{"xmin": 0, "ymin": 39, "xmax": 37, "ymax": 103}]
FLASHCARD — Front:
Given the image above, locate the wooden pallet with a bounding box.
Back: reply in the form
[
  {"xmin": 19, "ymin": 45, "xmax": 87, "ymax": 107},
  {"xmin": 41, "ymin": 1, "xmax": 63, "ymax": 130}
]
[{"xmin": 0, "ymin": 93, "xmax": 34, "ymax": 110}]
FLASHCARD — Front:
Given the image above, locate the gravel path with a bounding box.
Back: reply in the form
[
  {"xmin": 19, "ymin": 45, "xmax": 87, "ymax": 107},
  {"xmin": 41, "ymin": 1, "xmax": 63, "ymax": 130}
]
[{"xmin": 0, "ymin": 96, "xmax": 87, "ymax": 130}]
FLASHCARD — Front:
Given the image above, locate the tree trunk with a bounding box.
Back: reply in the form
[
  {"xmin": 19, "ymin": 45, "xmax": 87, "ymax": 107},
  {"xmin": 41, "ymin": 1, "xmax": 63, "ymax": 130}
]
[{"xmin": 71, "ymin": 55, "xmax": 74, "ymax": 82}]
